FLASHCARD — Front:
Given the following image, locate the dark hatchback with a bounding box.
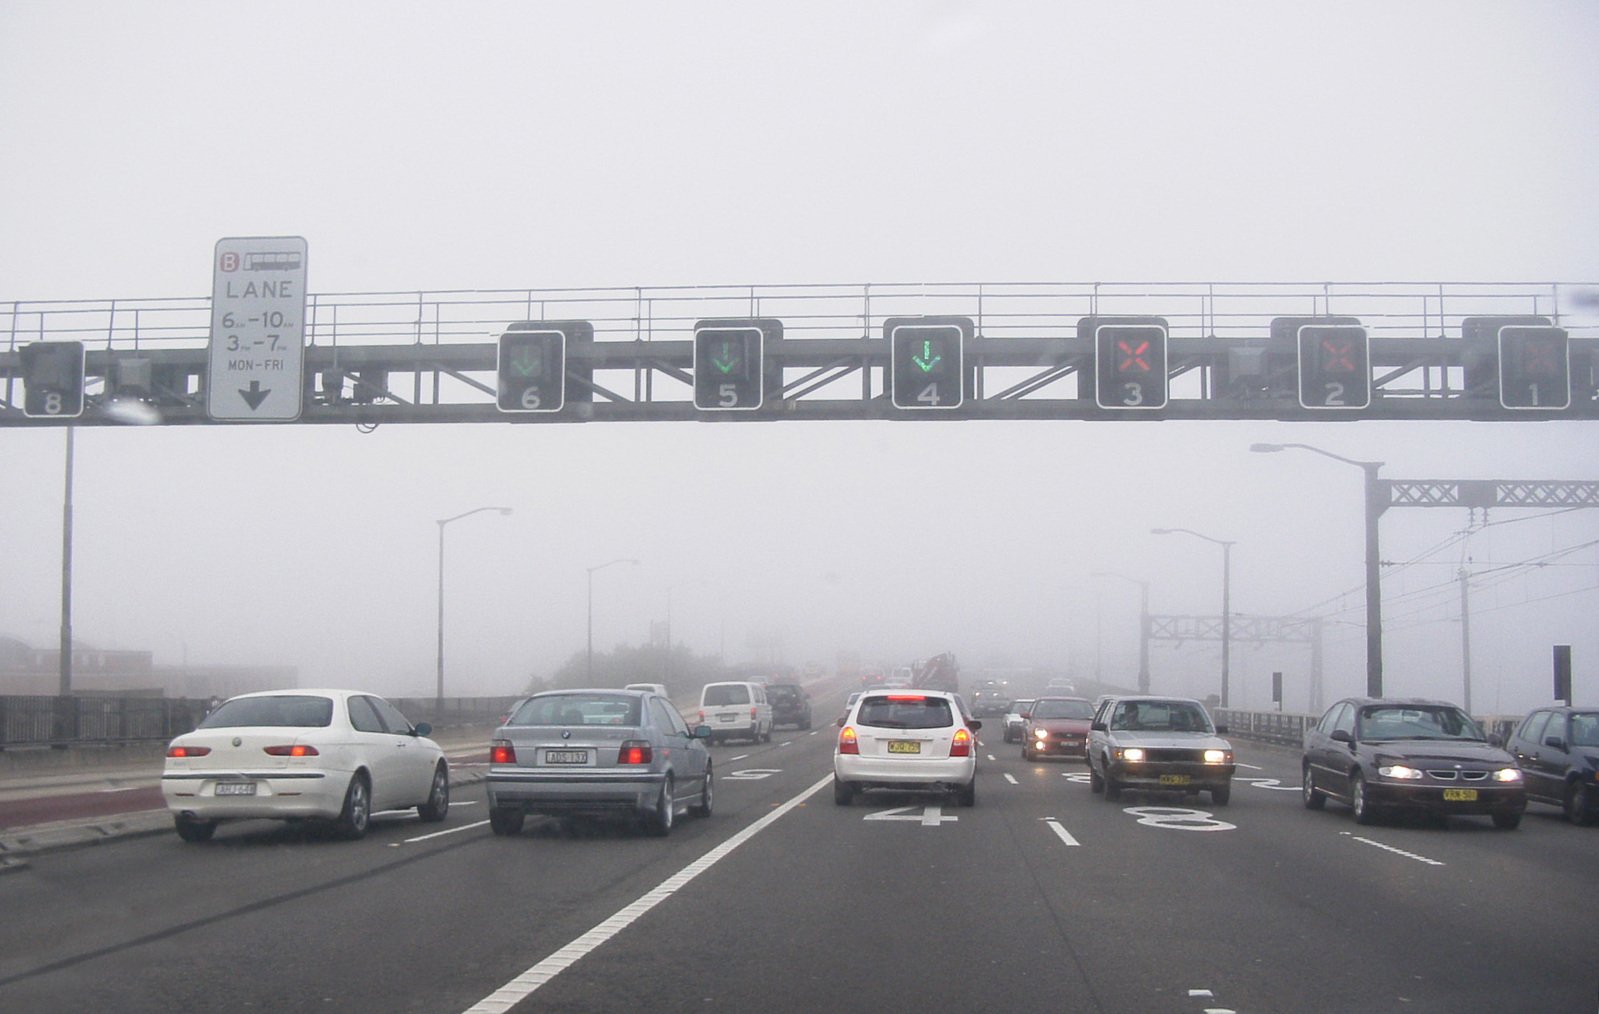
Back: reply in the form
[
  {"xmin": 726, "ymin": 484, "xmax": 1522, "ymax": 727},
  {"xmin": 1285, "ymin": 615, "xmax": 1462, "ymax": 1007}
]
[
  {"xmin": 767, "ymin": 683, "xmax": 813, "ymax": 730},
  {"xmin": 1301, "ymin": 697, "xmax": 1526, "ymax": 828},
  {"xmin": 1506, "ymin": 707, "xmax": 1599, "ymax": 825}
]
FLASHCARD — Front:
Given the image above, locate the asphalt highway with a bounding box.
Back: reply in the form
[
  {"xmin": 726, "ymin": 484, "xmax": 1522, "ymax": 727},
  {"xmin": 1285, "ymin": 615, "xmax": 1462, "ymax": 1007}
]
[{"xmin": 1, "ymin": 691, "xmax": 1596, "ymax": 1013}]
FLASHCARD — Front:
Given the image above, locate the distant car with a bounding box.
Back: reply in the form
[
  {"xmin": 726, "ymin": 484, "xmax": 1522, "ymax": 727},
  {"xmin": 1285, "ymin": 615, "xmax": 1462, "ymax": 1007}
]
[
  {"xmin": 834, "ymin": 690, "xmax": 978, "ymax": 807},
  {"xmin": 1505, "ymin": 706, "xmax": 1597, "ymax": 825},
  {"xmin": 1301, "ymin": 697, "xmax": 1525, "ymax": 828},
  {"xmin": 969, "ymin": 679, "xmax": 1011, "ymax": 717},
  {"xmin": 161, "ymin": 689, "xmax": 449, "ymax": 842},
  {"xmin": 767, "ymin": 683, "xmax": 813, "ymax": 730},
  {"xmin": 838, "ymin": 691, "xmax": 863, "ymax": 725},
  {"xmin": 1046, "ymin": 678, "xmax": 1078, "ymax": 694},
  {"xmin": 1003, "ymin": 699, "xmax": 1036, "ymax": 743},
  {"xmin": 1087, "ymin": 695, "xmax": 1235, "ymax": 805},
  {"xmin": 486, "ymin": 689, "xmax": 712, "ymax": 836},
  {"xmin": 698, "ymin": 681, "xmax": 773, "ymax": 744},
  {"xmin": 1022, "ymin": 697, "xmax": 1095, "ymax": 761}
]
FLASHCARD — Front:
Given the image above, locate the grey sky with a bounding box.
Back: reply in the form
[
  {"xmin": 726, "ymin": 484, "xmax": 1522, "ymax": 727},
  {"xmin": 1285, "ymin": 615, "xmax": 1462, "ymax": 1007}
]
[{"xmin": 2, "ymin": 2, "xmax": 1596, "ymax": 712}]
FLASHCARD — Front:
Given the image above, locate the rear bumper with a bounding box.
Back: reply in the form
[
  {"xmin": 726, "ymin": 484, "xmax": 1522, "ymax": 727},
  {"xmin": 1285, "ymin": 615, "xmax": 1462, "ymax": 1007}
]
[
  {"xmin": 487, "ymin": 769, "xmax": 664, "ymax": 815},
  {"xmin": 834, "ymin": 754, "xmax": 975, "ymax": 790},
  {"xmin": 161, "ymin": 769, "xmax": 340, "ymax": 821}
]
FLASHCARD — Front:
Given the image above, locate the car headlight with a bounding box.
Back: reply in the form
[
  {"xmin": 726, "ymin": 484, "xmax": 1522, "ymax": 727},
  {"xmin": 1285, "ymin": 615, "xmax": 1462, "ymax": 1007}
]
[
  {"xmin": 1492, "ymin": 767, "xmax": 1522, "ymax": 783},
  {"xmin": 1034, "ymin": 728, "xmax": 1048, "ymax": 740},
  {"xmin": 1203, "ymin": 749, "xmax": 1231, "ymax": 764},
  {"xmin": 1377, "ymin": 763, "xmax": 1424, "ymax": 780},
  {"xmin": 1118, "ymin": 747, "xmax": 1145, "ymax": 762}
]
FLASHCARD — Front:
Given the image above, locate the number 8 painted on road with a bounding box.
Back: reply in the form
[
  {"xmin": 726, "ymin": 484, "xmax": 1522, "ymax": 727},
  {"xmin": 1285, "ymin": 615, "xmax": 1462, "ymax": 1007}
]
[{"xmin": 1124, "ymin": 806, "xmax": 1235, "ymax": 832}]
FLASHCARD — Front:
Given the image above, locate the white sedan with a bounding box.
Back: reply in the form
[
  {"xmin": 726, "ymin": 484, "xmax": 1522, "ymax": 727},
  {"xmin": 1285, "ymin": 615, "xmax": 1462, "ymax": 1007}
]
[{"xmin": 161, "ymin": 689, "xmax": 449, "ymax": 842}]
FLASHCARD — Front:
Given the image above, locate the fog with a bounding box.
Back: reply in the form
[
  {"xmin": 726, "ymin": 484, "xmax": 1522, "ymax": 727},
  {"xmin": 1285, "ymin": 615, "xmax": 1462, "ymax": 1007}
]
[{"xmin": 2, "ymin": 2, "xmax": 1596, "ymax": 716}]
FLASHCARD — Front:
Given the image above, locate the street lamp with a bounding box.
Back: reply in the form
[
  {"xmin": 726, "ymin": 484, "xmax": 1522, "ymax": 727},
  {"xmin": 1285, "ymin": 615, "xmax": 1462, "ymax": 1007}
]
[
  {"xmin": 588, "ymin": 558, "xmax": 640, "ymax": 682},
  {"xmin": 1250, "ymin": 442, "xmax": 1385, "ymax": 698},
  {"xmin": 1151, "ymin": 528, "xmax": 1235, "ymax": 707},
  {"xmin": 1092, "ymin": 571, "xmax": 1151, "ymax": 693},
  {"xmin": 436, "ymin": 507, "xmax": 513, "ymax": 709}
]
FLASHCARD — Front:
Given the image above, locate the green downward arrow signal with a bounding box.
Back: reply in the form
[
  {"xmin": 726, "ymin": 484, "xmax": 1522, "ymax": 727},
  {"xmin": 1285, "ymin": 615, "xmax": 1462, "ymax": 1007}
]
[
  {"xmin": 912, "ymin": 339, "xmax": 942, "ymax": 373},
  {"xmin": 511, "ymin": 348, "xmax": 542, "ymax": 377},
  {"xmin": 711, "ymin": 340, "xmax": 739, "ymax": 374}
]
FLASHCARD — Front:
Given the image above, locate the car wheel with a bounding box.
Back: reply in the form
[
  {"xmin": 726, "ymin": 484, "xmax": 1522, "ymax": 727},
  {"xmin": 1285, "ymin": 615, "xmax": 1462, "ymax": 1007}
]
[
  {"xmin": 1211, "ymin": 783, "xmax": 1231, "ymax": 806},
  {"xmin": 417, "ymin": 763, "xmax": 450, "ymax": 822},
  {"xmin": 1491, "ymin": 812, "xmax": 1522, "ymax": 830},
  {"xmin": 691, "ymin": 765, "xmax": 714, "ymax": 818},
  {"xmin": 1088, "ymin": 759, "xmax": 1103, "ymax": 793},
  {"xmin": 1565, "ymin": 780, "xmax": 1595, "ymax": 826},
  {"xmin": 489, "ymin": 805, "xmax": 524, "ymax": 836},
  {"xmin": 833, "ymin": 776, "xmax": 855, "ymax": 806},
  {"xmin": 1022, "ymin": 743, "xmax": 1034, "ymax": 761},
  {"xmin": 332, "ymin": 773, "xmax": 371, "ymax": 840},
  {"xmin": 173, "ymin": 815, "xmax": 217, "ymax": 843},
  {"xmin": 1350, "ymin": 772, "xmax": 1378, "ymax": 825},
  {"xmin": 1103, "ymin": 762, "xmax": 1122, "ymax": 801},
  {"xmin": 1301, "ymin": 764, "xmax": 1327, "ymax": 810},
  {"xmin": 644, "ymin": 776, "xmax": 674, "ymax": 837},
  {"xmin": 954, "ymin": 776, "xmax": 976, "ymax": 807}
]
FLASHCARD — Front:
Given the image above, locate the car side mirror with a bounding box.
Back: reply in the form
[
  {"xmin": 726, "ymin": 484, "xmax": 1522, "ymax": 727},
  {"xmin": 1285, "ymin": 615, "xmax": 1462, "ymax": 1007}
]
[
  {"xmin": 691, "ymin": 725, "xmax": 713, "ymax": 740},
  {"xmin": 1091, "ymin": 721, "xmax": 1107, "ymax": 732},
  {"xmin": 1331, "ymin": 729, "xmax": 1354, "ymax": 746},
  {"xmin": 968, "ymin": 719, "xmax": 983, "ymax": 731},
  {"xmin": 836, "ymin": 717, "xmax": 846, "ymax": 727},
  {"xmin": 412, "ymin": 722, "xmax": 432, "ymax": 738},
  {"xmin": 1543, "ymin": 735, "xmax": 1567, "ymax": 751}
]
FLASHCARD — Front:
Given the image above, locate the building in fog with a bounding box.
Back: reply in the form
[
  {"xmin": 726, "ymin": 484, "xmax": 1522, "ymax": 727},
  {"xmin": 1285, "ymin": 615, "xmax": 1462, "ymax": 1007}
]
[{"xmin": 0, "ymin": 636, "xmax": 297, "ymax": 699}]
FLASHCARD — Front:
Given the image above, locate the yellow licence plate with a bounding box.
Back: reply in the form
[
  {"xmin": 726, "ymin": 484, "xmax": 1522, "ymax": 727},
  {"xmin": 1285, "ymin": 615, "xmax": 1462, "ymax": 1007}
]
[
  {"xmin": 887, "ymin": 740, "xmax": 921, "ymax": 754},
  {"xmin": 1158, "ymin": 774, "xmax": 1191, "ymax": 786},
  {"xmin": 1443, "ymin": 788, "xmax": 1478, "ymax": 802}
]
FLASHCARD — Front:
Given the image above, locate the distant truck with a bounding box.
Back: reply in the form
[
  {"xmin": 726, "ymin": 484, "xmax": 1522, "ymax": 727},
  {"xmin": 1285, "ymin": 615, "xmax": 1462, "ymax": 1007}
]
[{"xmin": 911, "ymin": 652, "xmax": 960, "ymax": 694}]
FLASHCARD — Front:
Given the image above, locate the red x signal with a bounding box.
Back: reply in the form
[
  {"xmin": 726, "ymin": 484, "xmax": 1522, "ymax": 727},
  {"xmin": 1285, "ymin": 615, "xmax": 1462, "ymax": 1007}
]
[
  {"xmin": 1318, "ymin": 338, "xmax": 1360, "ymax": 374},
  {"xmin": 1117, "ymin": 339, "xmax": 1152, "ymax": 374}
]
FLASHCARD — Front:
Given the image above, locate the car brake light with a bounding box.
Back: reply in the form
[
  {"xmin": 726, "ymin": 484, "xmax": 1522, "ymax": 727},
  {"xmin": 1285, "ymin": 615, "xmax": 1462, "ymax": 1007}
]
[
  {"xmin": 838, "ymin": 726, "xmax": 859, "ymax": 754},
  {"xmin": 750, "ymin": 706, "xmax": 758, "ymax": 719},
  {"xmin": 950, "ymin": 728, "xmax": 973, "ymax": 757},
  {"xmin": 491, "ymin": 739, "xmax": 516, "ymax": 764},
  {"xmin": 618, "ymin": 740, "xmax": 653, "ymax": 765},
  {"xmin": 166, "ymin": 745, "xmax": 210, "ymax": 758},
  {"xmin": 262, "ymin": 744, "xmax": 319, "ymax": 757},
  {"xmin": 886, "ymin": 694, "xmax": 926, "ymax": 701}
]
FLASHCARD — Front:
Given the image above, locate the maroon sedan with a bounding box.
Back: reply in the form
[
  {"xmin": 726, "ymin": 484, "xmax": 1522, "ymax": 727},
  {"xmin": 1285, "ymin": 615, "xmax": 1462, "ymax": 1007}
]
[{"xmin": 1023, "ymin": 697, "xmax": 1096, "ymax": 761}]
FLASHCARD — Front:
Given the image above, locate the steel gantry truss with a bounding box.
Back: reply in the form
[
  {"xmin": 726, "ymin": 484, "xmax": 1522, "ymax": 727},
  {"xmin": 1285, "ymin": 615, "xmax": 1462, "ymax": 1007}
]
[{"xmin": 2, "ymin": 280, "xmax": 1597, "ymax": 426}]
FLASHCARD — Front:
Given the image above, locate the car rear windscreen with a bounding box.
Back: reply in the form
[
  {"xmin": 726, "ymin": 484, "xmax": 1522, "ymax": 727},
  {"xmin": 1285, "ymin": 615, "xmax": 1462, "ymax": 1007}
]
[
  {"xmin": 857, "ymin": 696, "xmax": 955, "ymax": 730},
  {"xmin": 199, "ymin": 695, "xmax": 334, "ymax": 729},
  {"xmin": 703, "ymin": 684, "xmax": 751, "ymax": 706},
  {"xmin": 1032, "ymin": 699, "xmax": 1095, "ymax": 720},
  {"xmin": 515, "ymin": 694, "xmax": 641, "ymax": 727}
]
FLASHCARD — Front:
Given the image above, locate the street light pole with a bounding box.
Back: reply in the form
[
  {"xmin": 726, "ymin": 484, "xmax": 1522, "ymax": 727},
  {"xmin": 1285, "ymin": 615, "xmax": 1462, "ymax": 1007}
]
[
  {"xmin": 1150, "ymin": 528, "xmax": 1235, "ymax": 707},
  {"xmin": 436, "ymin": 506, "xmax": 513, "ymax": 710},
  {"xmin": 1251, "ymin": 443, "xmax": 1386, "ymax": 697},
  {"xmin": 587, "ymin": 558, "xmax": 640, "ymax": 682}
]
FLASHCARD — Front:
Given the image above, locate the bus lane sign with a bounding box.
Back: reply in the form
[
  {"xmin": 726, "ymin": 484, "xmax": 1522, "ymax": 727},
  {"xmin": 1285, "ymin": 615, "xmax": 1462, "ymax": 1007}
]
[{"xmin": 207, "ymin": 236, "xmax": 308, "ymax": 421}]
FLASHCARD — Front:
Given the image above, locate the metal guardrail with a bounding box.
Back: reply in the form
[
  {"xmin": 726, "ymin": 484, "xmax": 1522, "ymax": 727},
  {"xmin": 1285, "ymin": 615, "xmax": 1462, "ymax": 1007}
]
[{"xmin": 0, "ymin": 695, "xmax": 523, "ymax": 749}]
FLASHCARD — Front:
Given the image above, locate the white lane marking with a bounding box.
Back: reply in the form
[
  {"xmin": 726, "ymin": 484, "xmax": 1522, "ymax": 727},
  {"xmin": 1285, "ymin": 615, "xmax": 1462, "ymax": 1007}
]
[
  {"xmin": 1126, "ymin": 806, "xmax": 1236, "ymax": 832},
  {"xmin": 463, "ymin": 773, "xmax": 832, "ymax": 1014},
  {"xmin": 920, "ymin": 805, "xmax": 946, "ymax": 827},
  {"xmin": 392, "ymin": 819, "xmax": 489, "ymax": 846},
  {"xmin": 98, "ymin": 786, "xmax": 142, "ymax": 793},
  {"xmin": 807, "ymin": 730, "xmax": 819, "ymax": 736},
  {"xmin": 1237, "ymin": 776, "xmax": 1298, "ymax": 791},
  {"xmin": 723, "ymin": 769, "xmax": 781, "ymax": 781},
  {"xmin": 1189, "ymin": 989, "xmax": 1214, "ymax": 998},
  {"xmin": 1344, "ymin": 831, "xmax": 1446, "ymax": 866},
  {"xmin": 779, "ymin": 741, "xmax": 793, "ymax": 748},
  {"xmin": 1041, "ymin": 817, "xmax": 1080, "ymax": 846},
  {"xmin": 986, "ymin": 754, "xmax": 997, "ymax": 761},
  {"xmin": 1235, "ymin": 762, "xmax": 1264, "ymax": 770},
  {"xmin": 1003, "ymin": 773, "xmax": 1018, "ymax": 785},
  {"xmin": 729, "ymin": 754, "xmax": 751, "ymax": 762}
]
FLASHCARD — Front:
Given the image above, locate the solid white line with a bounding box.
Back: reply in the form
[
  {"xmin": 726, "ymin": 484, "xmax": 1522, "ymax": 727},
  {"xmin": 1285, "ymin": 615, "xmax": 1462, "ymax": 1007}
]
[
  {"xmin": 1003, "ymin": 773, "xmax": 1018, "ymax": 785},
  {"xmin": 392, "ymin": 820, "xmax": 490, "ymax": 846},
  {"xmin": 1042, "ymin": 818, "xmax": 1080, "ymax": 847},
  {"xmin": 463, "ymin": 773, "xmax": 834, "ymax": 1014}
]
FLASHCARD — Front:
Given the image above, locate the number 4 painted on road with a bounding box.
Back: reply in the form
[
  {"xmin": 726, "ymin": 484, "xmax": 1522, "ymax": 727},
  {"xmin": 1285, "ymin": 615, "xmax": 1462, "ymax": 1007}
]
[{"xmin": 864, "ymin": 805, "xmax": 957, "ymax": 826}]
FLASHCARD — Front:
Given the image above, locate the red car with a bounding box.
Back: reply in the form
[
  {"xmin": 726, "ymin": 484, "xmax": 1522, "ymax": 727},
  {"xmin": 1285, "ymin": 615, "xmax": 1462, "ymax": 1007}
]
[{"xmin": 1023, "ymin": 697, "xmax": 1096, "ymax": 761}]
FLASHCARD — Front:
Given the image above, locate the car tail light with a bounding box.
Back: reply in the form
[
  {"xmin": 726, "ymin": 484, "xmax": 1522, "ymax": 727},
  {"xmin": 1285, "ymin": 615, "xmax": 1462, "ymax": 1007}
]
[
  {"xmin": 166, "ymin": 745, "xmax": 210, "ymax": 758},
  {"xmin": 618, "ymin": 740, "xmax": 653, "ymax": 765},
  {"xmin": 750, "ymin": 706, "xmax": 758, "ymax": 720},
  {"xmin": 697, "ymin": 710, "xmax": 706, "ymax": 724},
  {"xmin": 950, "ymin": 728, "xmax": 973, "ymax": 757},
  {"xmin": 263, "ymin": 744, "xmax": 319, "ymax": 757},
  {"xmin": 491, "ymin": 739, "xmax": 517, "ymax": 764},
  {"xmin": 838, "ymin": 726, "xmax": 859, "ymax": 754}
]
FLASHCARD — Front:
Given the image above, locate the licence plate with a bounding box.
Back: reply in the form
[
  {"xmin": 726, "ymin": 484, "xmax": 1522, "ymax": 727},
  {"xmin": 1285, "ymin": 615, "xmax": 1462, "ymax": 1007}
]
[
  {"xmin": 1443, "ymin": 788, "xmax": 1478, "ymax": 802},
  {"xmin": 719, "ymin": 715, "xmax": 735, "ymax": 722},
  {"xmin": 887, "ymin": 740, "xmax": 921, "ymax": 754},
  {"xmin": 1158, "ymin": 774, "xmax": 1191, "ymax": 786},
  {"xmin": 545, "ymin": 750, "xmax": 589, "ymax": 765},
  {"xmin": 215, "ymin": 782, "xmax": 256, "ymax": 796}
]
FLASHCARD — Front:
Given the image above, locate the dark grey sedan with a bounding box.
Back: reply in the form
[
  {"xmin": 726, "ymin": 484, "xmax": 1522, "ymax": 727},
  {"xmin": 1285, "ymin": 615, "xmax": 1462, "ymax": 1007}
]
[{"xmin": 487, "ymin": 689, "xmax": 713, "ymax": 836}]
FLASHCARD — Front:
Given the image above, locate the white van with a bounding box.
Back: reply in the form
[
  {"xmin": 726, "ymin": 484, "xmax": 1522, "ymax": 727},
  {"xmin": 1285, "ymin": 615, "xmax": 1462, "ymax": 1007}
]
[
  {"xmin": 624, "ymin": 683, "xmax": 670, "ymax": 699},
  {"xmin": 698, "ymin": 681, "xmax": 773, "ymax": 745}
]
